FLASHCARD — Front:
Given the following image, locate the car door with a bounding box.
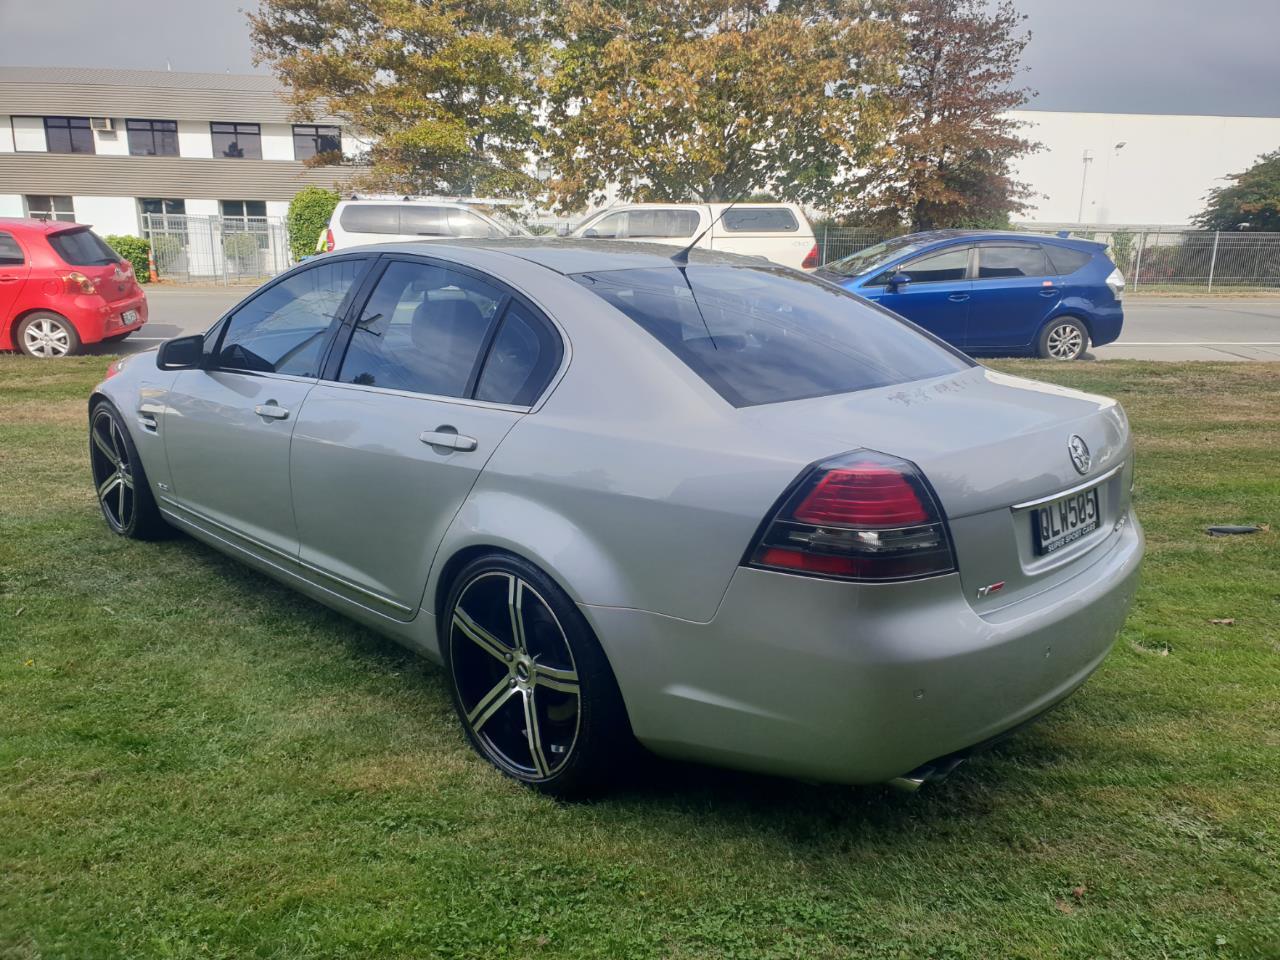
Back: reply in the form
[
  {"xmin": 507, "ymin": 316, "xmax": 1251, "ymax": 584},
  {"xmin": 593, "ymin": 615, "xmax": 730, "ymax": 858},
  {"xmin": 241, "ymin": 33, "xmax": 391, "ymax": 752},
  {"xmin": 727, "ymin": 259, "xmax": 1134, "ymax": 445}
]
[
  {"xmin": 966, "ymin": 242, "xmax": 1058, "ymax": 351},
  {"xmin": 0, "ymin": 230, "xmax": 31, "ymax": 325},
  {"xmin": 289, "ymin": 255, "xmax": 563, "ymax": 620},
  {"xmin": 161, "ymin": 256, "xmax": 372, "ymax": 558},
  {"xmin": 862, "ymin": 244, "xmax": 973, "ymax": 347}
]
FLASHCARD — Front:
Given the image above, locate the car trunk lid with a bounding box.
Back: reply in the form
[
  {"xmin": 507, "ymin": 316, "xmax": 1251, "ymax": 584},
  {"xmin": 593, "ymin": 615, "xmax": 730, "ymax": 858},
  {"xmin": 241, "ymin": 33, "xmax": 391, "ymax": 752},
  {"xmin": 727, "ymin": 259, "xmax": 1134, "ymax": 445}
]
[{"xmin": 737, "ymin": 365, "xmax": 1134, "ymax": 611}]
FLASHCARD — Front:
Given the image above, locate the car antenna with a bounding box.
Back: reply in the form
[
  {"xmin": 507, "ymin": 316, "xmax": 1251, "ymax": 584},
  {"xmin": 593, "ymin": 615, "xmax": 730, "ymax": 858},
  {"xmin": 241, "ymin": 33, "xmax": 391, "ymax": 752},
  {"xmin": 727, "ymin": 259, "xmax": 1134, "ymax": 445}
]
[{"xmin": 670, "ymin": 198, "xmax": 740, "ymax": 266}]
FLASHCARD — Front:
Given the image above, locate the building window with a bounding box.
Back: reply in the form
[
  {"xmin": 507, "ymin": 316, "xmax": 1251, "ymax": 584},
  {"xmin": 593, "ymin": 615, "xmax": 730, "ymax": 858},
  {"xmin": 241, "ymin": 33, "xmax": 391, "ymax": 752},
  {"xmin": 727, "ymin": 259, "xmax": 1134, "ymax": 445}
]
[
  {"xmin": 44, "ymin": 117, "xmax": 95, "ymax": 154},
  {"xmin": 127, "ymin": 119, "xmax": 179, "ymax": 157},
  {"xmin": 139, "ymin": 198, "xmax": 187, "ymax": 236},
  {"xmin": 292, "ymin": 124, "xmax": 341, "ymax": 161},
  {"xmin": 211, "ymin": 122, "xmax": 262, "ymax": 159},
  {"xmin": 26, "ymin": 195, "xmax": 75, "ymax": 222},
  {"xmin": 220, "ymin": 200, "xmax": 267, "ymax": 222}
]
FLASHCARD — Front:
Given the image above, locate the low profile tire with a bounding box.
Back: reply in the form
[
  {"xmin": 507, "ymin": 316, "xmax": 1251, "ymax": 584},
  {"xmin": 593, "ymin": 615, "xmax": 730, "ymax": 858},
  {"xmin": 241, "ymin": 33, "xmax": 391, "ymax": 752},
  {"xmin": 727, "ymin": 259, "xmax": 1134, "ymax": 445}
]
[
  {"xmin": 441, "ymin": 553, "xmax": 631, "ymax": 797},
  {"xmin": 1038, "ymin": 317, "xmax": 1089, "ymax": 360},
  {"xmin": 17, "ymin": 312, "xmax": 81, "ymax": 358},
  {"xmin": 89, "ymin": 400, "xmax": 167, "ymax": 540}
]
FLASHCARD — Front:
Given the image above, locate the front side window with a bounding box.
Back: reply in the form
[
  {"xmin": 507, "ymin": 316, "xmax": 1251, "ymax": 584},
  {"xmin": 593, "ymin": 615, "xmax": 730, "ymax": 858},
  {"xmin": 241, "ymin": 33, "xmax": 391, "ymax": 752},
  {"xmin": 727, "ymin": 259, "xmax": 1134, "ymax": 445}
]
[
  {"xmin": 292, "ymin": 124, "xmax": 341, "ymax": 161},
  {"xmin": 337, "ymin": 260, "xmax": 503, "ymax": 397},
  {"xmin": 47, "ymin": 228, "xmax": 120, "ymax": 267},
  {"xmin": 44, "ymin": 117, "xmax": 94, "ymax": 154},
  {"xmin": 126, "ymin": 119, "xmax": 178, "ymax": 156},
  {"xmin": 25, "ymin": 195, "xmax": 75, "ymax": 223},
  {"xmin": 447, "ymin": 208, "xmax": 503, "ymax": 239},
  {"xmin": 211, "ymin": 122, "xmax": 262, "ymax": 159},
  {"xmin": 212, "ymin": 259, "xmax": 367, "ymax": 376},
  {"xmin": 399, "ymin": 205, "xmax": 452, "ymax": 237},
  {"xmin": 0, "ymin": 232, "xmax": 24, "ymax": 265},
  {"xmin": 873, "ymin": 246, "xmax": 970, "ymax": 285},
  {"xmin": 573, "ymin": 265, "xmax": 970, "ymax": 407},
  {"xmin": 977, "ymin": 244, "xmax": 1050, "ymax": 279},
  {"xmin": 721, "ymin": 207, "xmax": 799, "ymax": 232},
  {"xmin": 583, "ymin": 212, "xmax": 625, "ymax": 239}
]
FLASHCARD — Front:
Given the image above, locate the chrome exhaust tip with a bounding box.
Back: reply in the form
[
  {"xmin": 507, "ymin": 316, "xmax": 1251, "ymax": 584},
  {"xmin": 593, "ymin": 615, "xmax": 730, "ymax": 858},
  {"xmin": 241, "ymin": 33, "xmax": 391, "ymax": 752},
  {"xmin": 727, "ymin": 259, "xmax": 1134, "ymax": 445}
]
[{"xmin": 887, "ymin": 756, "xmax": 967, "ymax": 792}]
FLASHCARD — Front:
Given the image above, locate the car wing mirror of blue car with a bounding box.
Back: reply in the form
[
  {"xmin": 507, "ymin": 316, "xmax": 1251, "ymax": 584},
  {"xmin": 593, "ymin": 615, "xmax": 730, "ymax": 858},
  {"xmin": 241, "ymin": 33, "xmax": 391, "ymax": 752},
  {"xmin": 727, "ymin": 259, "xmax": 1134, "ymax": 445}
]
[
  {"xmin": 156, "ymin": 334, "xmax": 205, "ymax": 371},
  {"xmin": 886, "ymin": 272, "xmax": 911, "ymax": 292}
]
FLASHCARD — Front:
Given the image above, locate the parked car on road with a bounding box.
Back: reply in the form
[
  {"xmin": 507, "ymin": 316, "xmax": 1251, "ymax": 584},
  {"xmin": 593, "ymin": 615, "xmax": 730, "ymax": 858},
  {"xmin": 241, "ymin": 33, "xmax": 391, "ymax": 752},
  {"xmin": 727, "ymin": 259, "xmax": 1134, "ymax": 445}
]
[
  {"xmin": 90, "ymin": 240, "xmax": 1141, "ymax": 795},
  {"xmin": 569, "ymin": 202, "xmax": 820, "ymax": 271},
  {"xmin": 819, "ymin": 230, "xmax": 1125, "ymax": 360},
  {"xmin": 1, "ymin": 218, "xmax": 148, "ymax": 357},
  {"xmin": 323, "ymin": 197, "xmax": 531, "ymax": 252}
]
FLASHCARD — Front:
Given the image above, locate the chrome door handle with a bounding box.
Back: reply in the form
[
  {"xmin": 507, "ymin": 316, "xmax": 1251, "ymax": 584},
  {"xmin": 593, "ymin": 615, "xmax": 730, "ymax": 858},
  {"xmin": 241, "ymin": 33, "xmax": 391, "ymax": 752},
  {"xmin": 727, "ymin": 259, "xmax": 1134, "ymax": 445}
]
[
  {"xmin": 948, "ymin": 293, "xmax": 970, "ymax": 302},
  {"xmin": 420, "ymin": 429, "xmax": 478, "ymax": 452},
  {"xmin": 254, "ymin": 402, "xmax": 290, "ymax": 421}
]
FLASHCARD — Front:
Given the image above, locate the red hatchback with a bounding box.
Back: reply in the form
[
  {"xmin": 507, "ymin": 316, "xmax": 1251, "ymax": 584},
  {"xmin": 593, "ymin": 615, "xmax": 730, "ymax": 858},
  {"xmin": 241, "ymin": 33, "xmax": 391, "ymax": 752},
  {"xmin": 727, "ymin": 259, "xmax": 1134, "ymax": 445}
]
[{"xmin": 0, "ymin": 218, "xmax": 148, "ymax": 358}]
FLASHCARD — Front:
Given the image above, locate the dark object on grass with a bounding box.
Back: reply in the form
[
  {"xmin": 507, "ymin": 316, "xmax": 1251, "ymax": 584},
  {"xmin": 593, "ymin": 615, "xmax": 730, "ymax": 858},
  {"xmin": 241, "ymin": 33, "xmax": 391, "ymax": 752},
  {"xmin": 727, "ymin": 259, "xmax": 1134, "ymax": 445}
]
[{"xmin": 1206, "ymin": 525, "xmax": 1262, "ymax": 537}]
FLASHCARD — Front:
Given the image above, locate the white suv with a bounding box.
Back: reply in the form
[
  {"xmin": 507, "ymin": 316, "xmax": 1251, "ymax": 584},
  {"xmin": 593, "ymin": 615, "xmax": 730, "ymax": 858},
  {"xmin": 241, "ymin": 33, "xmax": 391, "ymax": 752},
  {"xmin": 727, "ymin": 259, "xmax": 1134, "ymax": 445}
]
[
  {"xmin": 569, "ymin": 202, "xmax": 819, "ymax": 270},
  {"xmin": 323, "ymin": 198, "xmax": 531, "ymax": 252}
]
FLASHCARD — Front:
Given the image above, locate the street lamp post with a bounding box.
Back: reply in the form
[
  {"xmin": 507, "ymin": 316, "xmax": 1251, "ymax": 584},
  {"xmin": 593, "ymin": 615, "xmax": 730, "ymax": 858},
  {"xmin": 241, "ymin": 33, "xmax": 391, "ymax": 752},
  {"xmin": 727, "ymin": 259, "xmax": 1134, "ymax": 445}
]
[{"xmin": 1076, "ymin": 149, "xmax": 1094, "ymax": 224}]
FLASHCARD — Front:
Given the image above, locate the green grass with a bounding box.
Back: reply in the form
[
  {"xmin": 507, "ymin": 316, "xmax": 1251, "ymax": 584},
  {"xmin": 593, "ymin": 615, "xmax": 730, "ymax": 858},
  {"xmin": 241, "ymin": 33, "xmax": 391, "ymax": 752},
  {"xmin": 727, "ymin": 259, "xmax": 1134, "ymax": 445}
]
[{"xmin": 2, "ymin": 356, "xmax": 1278, "ymax": 960}]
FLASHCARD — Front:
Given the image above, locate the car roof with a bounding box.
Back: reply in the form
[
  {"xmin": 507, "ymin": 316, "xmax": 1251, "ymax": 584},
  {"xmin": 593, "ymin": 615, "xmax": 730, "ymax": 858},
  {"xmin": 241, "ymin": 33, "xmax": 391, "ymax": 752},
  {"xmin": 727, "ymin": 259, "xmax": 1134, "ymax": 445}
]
[
  {"xmin": 901, "ymin": 229, "xmax": 1104, "ymax": 251},
  {"xmin": 348, "ymin": 238, "xmax": 772, "ymax": 275},
  {"xmin": 0, "ymin": 217, "xmax": 80, "ymax": 235}
]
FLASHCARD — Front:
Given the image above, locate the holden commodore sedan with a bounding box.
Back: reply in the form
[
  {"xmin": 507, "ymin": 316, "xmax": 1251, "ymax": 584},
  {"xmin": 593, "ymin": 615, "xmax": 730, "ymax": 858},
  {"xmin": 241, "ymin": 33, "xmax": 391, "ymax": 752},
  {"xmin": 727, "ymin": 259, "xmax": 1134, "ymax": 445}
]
[{"xmin": 88, "ymin": 241, "xmax": 1142, "ymax": 795}]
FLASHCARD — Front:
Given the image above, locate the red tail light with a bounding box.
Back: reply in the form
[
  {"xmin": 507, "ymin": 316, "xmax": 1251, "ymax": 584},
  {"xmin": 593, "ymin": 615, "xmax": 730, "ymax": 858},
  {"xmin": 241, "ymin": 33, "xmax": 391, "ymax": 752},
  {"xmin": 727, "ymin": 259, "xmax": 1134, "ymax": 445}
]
[
  {"xmin": 325, "ymin": 228, "xmax": 335, "ymax": 252},
  {"xmin": 745, "ymin": 450, "xmax": 956, "ymax": 582},
  {"xmin": 63, "ymin": 271, "xmax": 97, "ymax": 295},
  {"xmin": 801, "ymin": 243, "xmax": 819, "ymax": 269}
]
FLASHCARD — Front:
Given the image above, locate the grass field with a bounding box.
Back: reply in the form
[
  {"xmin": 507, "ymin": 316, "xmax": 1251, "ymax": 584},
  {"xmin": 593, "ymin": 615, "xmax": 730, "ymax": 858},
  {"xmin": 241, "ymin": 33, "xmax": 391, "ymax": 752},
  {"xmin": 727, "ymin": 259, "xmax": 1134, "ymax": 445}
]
[{"xmin": 2, "ymin": 357, "xmax": 1277, "ymax": 960}]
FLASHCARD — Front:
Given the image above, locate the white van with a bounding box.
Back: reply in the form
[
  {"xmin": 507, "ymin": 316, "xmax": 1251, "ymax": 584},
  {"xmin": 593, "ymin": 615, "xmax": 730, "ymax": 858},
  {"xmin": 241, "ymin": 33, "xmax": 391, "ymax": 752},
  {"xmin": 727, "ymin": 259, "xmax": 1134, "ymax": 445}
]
[
  {"xmin": 323, "ymin": 197, "xmax": 530, "ymax": 252},
  {"xmin": 568, "ymin": 202, "xmax": 819, "ymax": 270}
]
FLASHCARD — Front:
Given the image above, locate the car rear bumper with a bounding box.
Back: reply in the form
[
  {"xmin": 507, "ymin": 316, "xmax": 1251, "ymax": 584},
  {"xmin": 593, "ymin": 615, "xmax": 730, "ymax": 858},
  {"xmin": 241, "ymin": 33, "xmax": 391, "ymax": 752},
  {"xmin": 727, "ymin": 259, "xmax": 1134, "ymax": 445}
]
[
  {"xmin": 582, "ymin": 510, "xmax": 1143, "ymax": 784},
  {"xmin": 67, "ymin": 291, "xmax": 148, "ymax": 344},
  {"xmin": 1085, "ymin": 303, "xmax": 1123, "ymax": 347}
]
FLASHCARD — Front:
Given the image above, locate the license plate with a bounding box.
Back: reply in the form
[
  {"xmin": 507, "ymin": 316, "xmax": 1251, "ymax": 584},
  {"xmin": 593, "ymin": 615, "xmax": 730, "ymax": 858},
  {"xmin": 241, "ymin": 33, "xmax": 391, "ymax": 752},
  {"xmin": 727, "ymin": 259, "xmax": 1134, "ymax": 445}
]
[
  {"xmin": 122, "ymin": 309, "xmax": 139, "ymax": 324},
  {"xmin": 1033, "ymin": 486, "xmax": 1100, "ymax": 555}
]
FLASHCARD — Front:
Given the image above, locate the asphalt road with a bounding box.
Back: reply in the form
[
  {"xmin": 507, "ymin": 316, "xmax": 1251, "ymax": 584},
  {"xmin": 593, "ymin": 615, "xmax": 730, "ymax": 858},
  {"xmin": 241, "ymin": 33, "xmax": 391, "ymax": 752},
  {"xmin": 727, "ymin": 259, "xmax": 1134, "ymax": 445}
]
[{"xmin": 96, "ymin": 287, "xmax": 1280, "ymax": 362}]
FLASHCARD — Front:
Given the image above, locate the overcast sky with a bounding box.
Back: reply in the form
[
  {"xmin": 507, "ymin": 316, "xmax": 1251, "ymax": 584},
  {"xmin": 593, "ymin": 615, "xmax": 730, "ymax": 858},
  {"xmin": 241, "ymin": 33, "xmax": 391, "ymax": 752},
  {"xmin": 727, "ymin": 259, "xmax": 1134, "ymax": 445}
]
[{"xmin": 0, "ymin": 0, "xmax": 1277, "ymax": 117}]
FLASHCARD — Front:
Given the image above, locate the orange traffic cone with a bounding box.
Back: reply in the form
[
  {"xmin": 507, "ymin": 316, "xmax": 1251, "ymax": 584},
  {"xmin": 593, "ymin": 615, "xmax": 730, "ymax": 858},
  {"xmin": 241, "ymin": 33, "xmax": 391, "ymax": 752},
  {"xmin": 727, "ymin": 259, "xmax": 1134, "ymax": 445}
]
[{"xmin": 147, "ymin": 244, "xmax": 159, "ymax": 283}]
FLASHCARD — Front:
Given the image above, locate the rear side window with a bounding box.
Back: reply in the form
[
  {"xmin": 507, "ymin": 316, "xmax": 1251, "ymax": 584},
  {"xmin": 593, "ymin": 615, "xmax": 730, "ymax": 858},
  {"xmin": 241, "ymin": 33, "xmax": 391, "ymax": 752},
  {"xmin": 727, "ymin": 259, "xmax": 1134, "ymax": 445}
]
[
  {"xmin": 475, "ymin": 303, "xmax": 563, "ymax": 406},
  {"xmin": 0, "ymin": 233, "xmax": 23, "ymax": 265},
  {"xmin": 1044, "ymin": 245, "xmax": 1092, "ymax": 275},
  {"xmin": 47, "ymin": 228, "xmax": 120, "ymax": 266},
  {"xmin": 573, "ymin": 266, "xmax": 970, "ymax": 407},
  {"xmin": 721, "ymin": 207, "xmax": 799, "ymax": 232},
  {"xmin": 977, "ymin": 244, "xmax": 1050, "ymax": 279}
]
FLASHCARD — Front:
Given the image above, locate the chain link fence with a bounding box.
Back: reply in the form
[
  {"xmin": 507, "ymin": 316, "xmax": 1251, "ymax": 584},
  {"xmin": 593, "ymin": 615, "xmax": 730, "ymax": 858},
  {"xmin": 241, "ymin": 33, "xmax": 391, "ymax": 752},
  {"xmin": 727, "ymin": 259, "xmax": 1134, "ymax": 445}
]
[
  {"xmin": 142, "ymin": 213, "xmax": 293, "ymax": 285},
  {"xmin": 813, "ymin": 223, "xmax": 1280, "ymax": 291}
]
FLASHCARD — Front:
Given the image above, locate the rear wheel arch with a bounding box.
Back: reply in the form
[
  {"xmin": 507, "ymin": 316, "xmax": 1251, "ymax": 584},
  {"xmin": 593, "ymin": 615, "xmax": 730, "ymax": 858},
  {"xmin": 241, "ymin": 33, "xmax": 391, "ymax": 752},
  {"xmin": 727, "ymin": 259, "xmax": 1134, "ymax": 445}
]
[{"xmin": 13, "ymin": 308, "xmax": 80, "ymax": 357}]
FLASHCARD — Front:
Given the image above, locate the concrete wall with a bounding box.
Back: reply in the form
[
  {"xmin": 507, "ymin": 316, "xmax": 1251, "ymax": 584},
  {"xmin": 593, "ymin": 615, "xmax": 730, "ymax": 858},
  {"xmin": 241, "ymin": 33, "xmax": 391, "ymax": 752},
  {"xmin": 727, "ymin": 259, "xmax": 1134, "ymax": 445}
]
[
  {"xmin": 177, "ymin": 120, "xmax": 213, "ymax": 159},
  {"xmin": 261, "ymin": 123, "xmax": 294, "ymax": 161},
  {"xmin": 0, "ymin": 193, "xmax": 24, "ymax": 217},
  {"xmin": 0, "ymin": 118, "xmax": 13, "ymax": 153},
  {"xmin": 72, "ymin": 195, "xmax": 139, "ymax": 235},
  {"xmin": 91, "ymin": 121, "xmax": 129, "ymax": 157},
  {"xmin": 1010, "ymin": 110, "xmax": 1280, "ymax": 226},
  {"xmin": 11, "ymin": 116, "xmax": 45, "ymax": 152}
]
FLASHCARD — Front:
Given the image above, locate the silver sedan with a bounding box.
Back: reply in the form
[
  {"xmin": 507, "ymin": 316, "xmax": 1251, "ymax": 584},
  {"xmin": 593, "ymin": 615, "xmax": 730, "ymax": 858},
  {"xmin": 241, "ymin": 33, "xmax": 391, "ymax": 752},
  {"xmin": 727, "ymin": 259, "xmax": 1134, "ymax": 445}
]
[{"xmin": 89, "ymin": 241, "xmax": 1143, "ymax": 795}]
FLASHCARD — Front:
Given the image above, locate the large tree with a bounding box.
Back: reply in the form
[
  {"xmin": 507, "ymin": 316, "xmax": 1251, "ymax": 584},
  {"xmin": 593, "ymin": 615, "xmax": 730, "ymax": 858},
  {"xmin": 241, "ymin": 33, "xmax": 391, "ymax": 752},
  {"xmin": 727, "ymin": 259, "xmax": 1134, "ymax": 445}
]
[
  {"xmin": 541, "ymin": 0, "xmax": 900, "ymax": 211},
  {"xmin": 250, "ymin": 0, "xmax": 545, "ymax": 196},
  {"xmin": 1194, "ymin": 149, "xmax": 1280, "ymax": 232},
  {"xmin": 850, "ymin": 0, "xmax": 1037, "ymax": 231}
]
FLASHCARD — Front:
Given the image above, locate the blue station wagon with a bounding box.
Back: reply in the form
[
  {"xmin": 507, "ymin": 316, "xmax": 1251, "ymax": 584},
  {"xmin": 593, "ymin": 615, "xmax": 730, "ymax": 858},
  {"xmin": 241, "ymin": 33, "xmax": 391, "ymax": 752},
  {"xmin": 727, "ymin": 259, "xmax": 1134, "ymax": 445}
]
[{"xmin": 818, "ymin": 231, "xmax": 1125, "ymax": 360}]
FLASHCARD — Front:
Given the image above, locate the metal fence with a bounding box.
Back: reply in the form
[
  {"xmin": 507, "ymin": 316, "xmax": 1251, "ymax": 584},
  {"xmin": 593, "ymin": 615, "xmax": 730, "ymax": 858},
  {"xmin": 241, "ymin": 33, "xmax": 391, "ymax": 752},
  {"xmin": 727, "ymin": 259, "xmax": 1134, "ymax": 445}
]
[
  {"xmin": 813, "ymin": 224, "xmax": 1280, "ymax": 290},
  {"xmin": 142, "ymin": 213, "xmax": 293, "ymax": 284}
]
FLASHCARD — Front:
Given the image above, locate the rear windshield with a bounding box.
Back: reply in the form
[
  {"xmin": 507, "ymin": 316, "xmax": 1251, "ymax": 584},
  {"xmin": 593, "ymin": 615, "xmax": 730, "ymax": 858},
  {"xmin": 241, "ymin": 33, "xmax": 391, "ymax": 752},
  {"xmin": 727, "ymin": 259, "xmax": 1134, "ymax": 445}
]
[
  {"xmin": 47, "ymin": 228, "xmax": 120, "ymax": 266},
  {"xmin": 573, "ymin": 266, "xmax": 971, "ymax": 407},
  {"xmin": 721, "ymin": 207, "xmax": 799, "ymax": 233}
]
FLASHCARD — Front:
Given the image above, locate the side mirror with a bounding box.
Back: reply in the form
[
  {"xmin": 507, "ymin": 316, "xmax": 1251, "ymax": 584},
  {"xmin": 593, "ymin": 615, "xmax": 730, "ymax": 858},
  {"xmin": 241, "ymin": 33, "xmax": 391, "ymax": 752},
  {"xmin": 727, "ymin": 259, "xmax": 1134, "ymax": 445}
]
[
  {"xmin": 554, "ymin": 224, "xmax": 570, "ymax": 237},
  {"xmin": 157, "ymin": 334, "xmax": 204, "ymax": 371},
  {"xmin": 887, "ymin": 272, "xmax": 911, "ymax": 293}
]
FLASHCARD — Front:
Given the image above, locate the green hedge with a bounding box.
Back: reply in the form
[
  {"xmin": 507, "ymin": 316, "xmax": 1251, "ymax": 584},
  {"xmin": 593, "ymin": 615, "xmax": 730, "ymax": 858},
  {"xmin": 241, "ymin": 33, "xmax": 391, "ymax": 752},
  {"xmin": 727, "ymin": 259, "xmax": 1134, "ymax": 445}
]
[
  {"xmin": 103, "ymin": 235, "xmax": 151, "ymax": 283},
  {"xmin": 286, "ymin": 187, "xmax": 340, "ymax": 261}
]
